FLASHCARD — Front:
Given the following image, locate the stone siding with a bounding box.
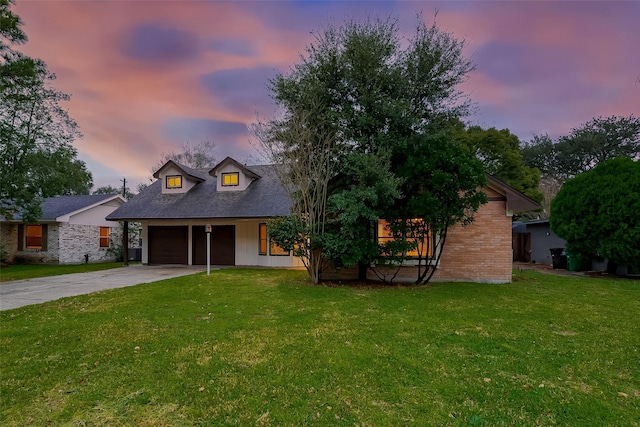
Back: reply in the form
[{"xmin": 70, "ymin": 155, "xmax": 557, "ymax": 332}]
[
  {"xmin": 1, "ymin": 223, "xmax": 18, "ymax": 263},
  {"xmin": 2, "ymin": 222, "xmax": 123, "ymax": 264}
]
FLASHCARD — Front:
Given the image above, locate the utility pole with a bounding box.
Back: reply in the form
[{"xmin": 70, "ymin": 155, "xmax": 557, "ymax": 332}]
[{"xmin": 121, "ymin": 177, "xmax": 127, "ymax": 199}]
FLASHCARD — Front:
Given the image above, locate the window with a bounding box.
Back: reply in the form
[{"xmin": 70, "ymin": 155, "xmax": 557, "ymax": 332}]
[
  {"xmin": 100, "ymin": 227, "xmax": 110, "ymax": 248},
  {"xmin": 166, "ymin": 175, "xmax": 182, "ymax": 188},
  {"xmin": 25, "ymin": 225, "xmax": 43, "ymax": 249},
  {"xmin": 270, "ymin": 241, "xmax": 289, "ymax": 256},
  {"xmin": 222, "ymin": 172, "xmax": 239, "ymax": 186},
  {"xmin": 258, "ymin": 223, "xmax": 289, "ymax": 256},
  {"xmin": 259, "ymin": 223, "xmax": 268, "ymax": 255},
  {"xmin": 377, "ymin": 219, "xmax": 432, "ymax": 258}
]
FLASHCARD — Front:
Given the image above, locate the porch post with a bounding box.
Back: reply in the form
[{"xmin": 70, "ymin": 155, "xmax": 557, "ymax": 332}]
[
  {"xmin": 205, "ymin": 224, "xmax": 212, "ymax": 275},
  {"xmin": 122, "ymin": 221, "xmax": 129, "ymax": 266}
]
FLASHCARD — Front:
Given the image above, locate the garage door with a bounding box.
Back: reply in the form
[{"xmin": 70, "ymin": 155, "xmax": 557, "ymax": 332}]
[
  {"xmin": 148, "ymin": 226, "xmax": 188, "ymax": 264},
  {"xmin": 192, "ymin": 225, "xmax": 235, "ymax": 266}
]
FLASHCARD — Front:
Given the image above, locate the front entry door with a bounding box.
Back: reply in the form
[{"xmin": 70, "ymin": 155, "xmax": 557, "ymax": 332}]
[{"xmin": 192, "ymin": 225, "xmax": 236, "ymax": 266}]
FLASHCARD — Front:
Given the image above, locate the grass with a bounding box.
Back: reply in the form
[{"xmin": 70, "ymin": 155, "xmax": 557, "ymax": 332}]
[
  {"xmin": 1, "ymin": 268, "xmax": 638, "ymax": 426},
  {"xmin": 0, "ymin": 262, "xmax": 131, "ymax": 283}
]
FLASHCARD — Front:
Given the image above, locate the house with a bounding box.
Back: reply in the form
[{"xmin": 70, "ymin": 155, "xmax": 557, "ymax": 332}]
[
  {"xmin": 107, "ymin": 158, "xmax": 539, "ymax": 283},
  {"xmin": 320, "ymin": 175, "xmax": 540, "ymax": 283},
  {"xmin": 512, "ymin": 219, "xmax": 566, "ymax": 265},
  {"xmin": 106, "ymin": 157, "xmax": 303, "ymax": 268},
  {"xmin": 1, "ymin": 194, "xmax": 126, "ymax": 264}
]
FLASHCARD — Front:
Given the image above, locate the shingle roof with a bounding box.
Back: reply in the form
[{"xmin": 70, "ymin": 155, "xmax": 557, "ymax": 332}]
[
  {"xmin": 41, "ymin": 194, "xmax": 122, "ymax": 220},
  {"xmin": 3, "ymin": 194, "xmax": 121, "ymax": 221},
  {"xmin": 107, "ymin": 164, "xmax": 291, "ymax": 220},
  {"xmin": 486, "ymin": 175, "xmax": 540, "ymax": 213},
  {"xmin": 152, "ymin": 160, "xmax": 208, "ymax": 182}
]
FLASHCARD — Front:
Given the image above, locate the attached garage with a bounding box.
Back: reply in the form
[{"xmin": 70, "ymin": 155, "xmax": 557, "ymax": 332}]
[
  {"xmin": 148, "ymin": 226, "xmax": 188, "ymax": 264},
  {"xmin": 192, "ymin": 225, "xmax": 235, "ymax": 265}
]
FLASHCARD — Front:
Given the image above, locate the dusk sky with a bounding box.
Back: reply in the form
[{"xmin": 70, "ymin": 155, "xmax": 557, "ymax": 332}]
[{"xmin": 14, "ymin": 0, "xmax": 640, "ymax": 190}]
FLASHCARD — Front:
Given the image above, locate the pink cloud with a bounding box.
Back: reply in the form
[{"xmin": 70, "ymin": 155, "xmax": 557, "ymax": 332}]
[{"xmin": 12, "ymin": 1, "xmax": 639, "ymax": 189}]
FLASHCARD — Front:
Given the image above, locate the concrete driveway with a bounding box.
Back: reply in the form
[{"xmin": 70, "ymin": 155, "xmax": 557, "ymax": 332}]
[{"xmin": 0, "ymin": 265, "xmax": 204, "ymax": 311}]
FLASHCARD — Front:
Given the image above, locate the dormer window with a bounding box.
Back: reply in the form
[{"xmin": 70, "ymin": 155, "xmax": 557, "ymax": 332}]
[
  {"xmin": 222, "ymin": 172, "xmax": 239, "ymax": 186},
  {"xmin": 210, "ymin": 157, "xmax": 261, "ymax": 192},
  {"xmin": 167, "ymin": 175, "xmax": 182, "ymax": 189}
]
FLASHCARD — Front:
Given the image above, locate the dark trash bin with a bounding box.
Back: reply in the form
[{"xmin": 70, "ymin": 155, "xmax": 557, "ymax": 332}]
[{"xmin": 550, "ymin": 248, "xmax": 567, "ymax": 270}]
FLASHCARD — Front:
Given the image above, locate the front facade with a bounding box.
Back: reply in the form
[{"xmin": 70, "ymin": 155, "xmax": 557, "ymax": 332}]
[
  {"xmin": 109, "ymin": 158, "xmax": 538, "ymax": 283},
  {"xmin": 320, "ymin": 177, "xmax": 539, "ymax": 283},
  {"xmin": 107, "ymin": 158, "xmax": 303, "ymax": 268},
  {"xmin": 1, "ymin": 194, "xmax": 126, "ymax": 264}
]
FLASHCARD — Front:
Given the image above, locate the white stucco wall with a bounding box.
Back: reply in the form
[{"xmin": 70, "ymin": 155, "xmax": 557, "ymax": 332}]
[{"xmin": 68, "ymin": 206, "xmax": 123, "ymax": 227}]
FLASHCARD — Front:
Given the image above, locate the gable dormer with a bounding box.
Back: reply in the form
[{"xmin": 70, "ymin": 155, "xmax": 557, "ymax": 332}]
[
  {"xmin": 209, "ymin": 157, "xmax": 260, "ymax": 192},
  {"xmin": 153, "ymin": 160, "xmax": 207, "ymax": 194}
]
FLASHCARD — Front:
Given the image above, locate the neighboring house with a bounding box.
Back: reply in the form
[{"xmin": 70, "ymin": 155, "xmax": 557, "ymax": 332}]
[
  {"xmin": 1, "ymin": 194, "xmax": 126, "ymax": 264},
  {"xmin": 512, "ymin": 219, "xmax": 566, "ymax": 265},
  {"xmin": 107, "ymin": 158, "xmax": 539, "ymax": 283}
]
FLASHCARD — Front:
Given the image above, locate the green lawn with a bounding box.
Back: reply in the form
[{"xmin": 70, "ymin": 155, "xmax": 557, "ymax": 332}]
[
  {"xmin": 1, "ymin": 269, "xmax": 638, "ymax": 426},
  {"xmin": 0, "ymin": 262, "xmax": 131, "ymax": 282}
]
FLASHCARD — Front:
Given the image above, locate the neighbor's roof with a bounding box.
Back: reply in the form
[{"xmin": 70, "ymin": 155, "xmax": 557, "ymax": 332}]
[
  {"xmin": 3, "ymin": 194, "xmax": 124, "ymax": 222},
  {"xmin": 107, "ymin": 164, "xmax": 291, "ymax": 221}
]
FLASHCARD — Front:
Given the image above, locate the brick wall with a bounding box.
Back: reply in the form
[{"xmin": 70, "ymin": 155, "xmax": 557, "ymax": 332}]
[
  {"xmin": 322, "ymin": 188, "xmax": 514, "ymax": 284},
  {"xmin": 58, "ymin": 224, "xmax": 122, "ymax": 264},
  {"xmin": 433, "ymin": 195, "xmax": 512, "ymax": 283}
]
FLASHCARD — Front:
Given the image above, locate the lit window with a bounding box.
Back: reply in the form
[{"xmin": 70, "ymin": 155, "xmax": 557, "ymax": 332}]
[
  {"xmin": 222, "ymin": 172, "xmax": 239, "ymax": 186},
  {"xmin": 100, "ymin": 227, "xmax": 110, "ymax": 248},
  {"xmin": 25, "ymin": 225, "xmax": 43, "ymax": 249},
  {"xmin": 167, "ymin": 175, "xmax": 182, "ymax": 188},
  {"xmin": 377, "ymin": 219, "xmax": 432, "ymax": 257},
  {"xmin": 259, "ymin": 223, "xmax": 268, "ymax": 255},
  {"xmin": 258, "ymin": 223, "xmax": 289, "ymax": 256},
  {"xmin": 270, "ymin": 241, "xmax": 289, "ymax": 256}
]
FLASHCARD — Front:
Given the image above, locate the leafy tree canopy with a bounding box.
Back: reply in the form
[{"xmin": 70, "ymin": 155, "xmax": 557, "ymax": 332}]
[
  {"xmin": 522, "ymin": 115, "xmax": 640, "ymax": 180},
  {"xmin": 93, "ymin": 184, "xmax": 135, "ymax": 200},
  {"xmin": 259, "ymin": 14, "xmax": 486, "ymax": 284},
  {"xmin": 1, "ymin": 0, "xmax": 92, "ymax": 222},
  {"xmin": 456, "ymin": 125, "xmax": 543, "ymax": 203},
  {"xmin": 521, "ymin": 115, "xmax": 639, "ymax": 218},
  {"xmin": 550, "ymin": 157, "xmax": 640, "ymax": 271}
]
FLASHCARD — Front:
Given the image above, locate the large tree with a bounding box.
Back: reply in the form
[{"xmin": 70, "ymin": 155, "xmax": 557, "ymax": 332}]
[
  {"xmin": 1, "ymin": 0, "xmax": 92, "ymax": 222},
  {"xmin": 456, "ymin": 125, "xmax": 543, "ymax": 204},
  {"xmin": 255, "ymin": 15, "xmax": 486, "ymax": 284},
  {"xmin": 550, "ymin": 157, "xmax": 640, "ymax": 272},
  {"xmin": 522, "ymin": 115, "xmax": 640, "ymax": 179},
  {"xmin": 554, "ymin": 115, "xmax": 640, "ymax": 178},
  {"xmin": 522, "ymin": 115, "xmax": 639, "ymax": 217}
]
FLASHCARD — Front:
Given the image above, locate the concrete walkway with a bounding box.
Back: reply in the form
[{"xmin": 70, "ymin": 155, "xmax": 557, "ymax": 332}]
[{"xmin": 0, "ymin": 265, "xmax": 204, "ymax": 311}]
